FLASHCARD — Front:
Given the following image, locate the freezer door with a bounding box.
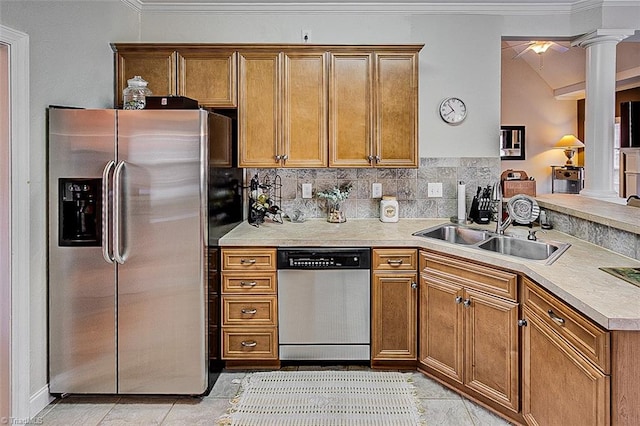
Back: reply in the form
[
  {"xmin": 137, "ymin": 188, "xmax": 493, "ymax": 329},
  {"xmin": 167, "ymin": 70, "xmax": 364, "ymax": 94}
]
[
  {"xmin": 48, "ymin": 108, "xmax": 117, "ymax": 394},
  {"xmin": 116, "ymin": 110, "xmax": 207, "ymax": 394}
]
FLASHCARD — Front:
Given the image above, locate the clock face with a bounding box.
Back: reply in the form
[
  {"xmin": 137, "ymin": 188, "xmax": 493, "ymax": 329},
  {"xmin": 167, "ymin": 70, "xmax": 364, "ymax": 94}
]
[{"xmin": 439, "ymin": 97, "xmax": 467, "ymax": 124}]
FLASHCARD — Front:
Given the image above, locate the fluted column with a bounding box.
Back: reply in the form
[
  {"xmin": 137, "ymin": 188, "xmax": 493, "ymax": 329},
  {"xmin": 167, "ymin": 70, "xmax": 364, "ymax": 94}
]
[{"xmin": 572, "ymin": 29, "xmax": 634, "ymax": 198}]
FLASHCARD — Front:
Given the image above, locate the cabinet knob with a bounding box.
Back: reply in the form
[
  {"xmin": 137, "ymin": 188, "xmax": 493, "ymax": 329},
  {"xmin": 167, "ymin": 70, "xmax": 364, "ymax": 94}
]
[
  {"xmin": 367, "ymin": 155, "xmax": 375, "ymax": 162},
  {"xmin": 518, "ymin": 319, "xmax": 528, "ymax": 327},
  {"xmin": 374, "ymin": 155, "xmax": 381, "ymax": 162},
  {"xmin": 455, "ymin": 296, "xmax": 463, "ymax": 304},
  {"xmin": 463, "ymin": 299, "xmax": 471, "ymax": 307},
  {"xmin": 275, "ymin": 155, "xmax": 282, "ymax": 161},
  {"xmin": 282, "ymin": 154, "xmax": 288, "ymax": 161},
  {"xmin": 411, "ymin": 282, "xmax": 418, "ymax": 289}
]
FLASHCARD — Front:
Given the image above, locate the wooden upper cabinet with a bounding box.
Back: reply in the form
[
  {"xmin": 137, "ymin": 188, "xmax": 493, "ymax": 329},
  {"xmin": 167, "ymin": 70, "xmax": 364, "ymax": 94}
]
[
  {"xmin": 329, "ymin": 53, "xmax": 373, "ymax": 168},
  {"xmin": 375, "ymin": 53, "xmax": 418, "ymax": 168},
  {"xmin": 238, "ymin": 49, "xmax": 328, "ymax": 168},
  {"xmin": 114, "ymin": 47, "xmax": 177, "ymax": 108},
  {"xmin": 112, "ymin": 44, "xmax": 236, "ymax": 109},
  {"xmin": 178, "ymin": 49, "xmax": 237, "ymax": 107},
  {"xmin": 329, "ymin": 47, "xmax": 420, "ymax": 168},
  {"xmin": 238, "ymin": 51, "xmax": 281, "ymax": 168},
  {"xmin": 282, "ymin": 51, "xmax": 328, "ymax": 168}
]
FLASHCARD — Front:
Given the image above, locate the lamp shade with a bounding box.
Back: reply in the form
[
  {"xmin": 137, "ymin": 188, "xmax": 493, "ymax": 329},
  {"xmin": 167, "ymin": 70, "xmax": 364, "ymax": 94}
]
[{"xmin": 555, "ymin": 134, "xmax": 584, "ymax": 149}]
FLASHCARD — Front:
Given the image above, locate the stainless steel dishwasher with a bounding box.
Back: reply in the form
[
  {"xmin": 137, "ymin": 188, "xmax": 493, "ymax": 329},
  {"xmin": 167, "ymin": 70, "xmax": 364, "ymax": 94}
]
[{"xmin": 277, "ymin": 248, "xmax": 371, "ymax": 361}]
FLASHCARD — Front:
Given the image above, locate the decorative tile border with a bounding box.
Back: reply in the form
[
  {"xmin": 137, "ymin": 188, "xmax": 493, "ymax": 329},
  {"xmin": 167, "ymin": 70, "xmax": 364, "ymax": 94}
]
[{"xmin": 245, "ymin": 157, "xmax": 501, "ymax": 220}]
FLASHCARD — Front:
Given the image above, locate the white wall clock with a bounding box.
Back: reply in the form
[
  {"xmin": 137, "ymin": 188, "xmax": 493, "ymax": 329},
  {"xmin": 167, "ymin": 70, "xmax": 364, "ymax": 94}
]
[{"xmin": 439, "ymin": 97, "xmax": 467, "ymax": 125}]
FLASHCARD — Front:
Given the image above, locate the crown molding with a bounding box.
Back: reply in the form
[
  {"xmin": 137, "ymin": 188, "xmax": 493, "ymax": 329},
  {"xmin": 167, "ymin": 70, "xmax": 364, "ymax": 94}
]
[{"xmin": 120, "ymin": 0, "xmax": 579, "ymax": 15}]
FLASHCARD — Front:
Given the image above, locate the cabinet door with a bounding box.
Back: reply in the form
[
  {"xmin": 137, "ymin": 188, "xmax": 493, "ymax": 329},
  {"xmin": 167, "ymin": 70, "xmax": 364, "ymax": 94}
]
[
  {"xmin": 178, "ymin": 50, "xmax": 237, "ymax": 107},
  {"xmin": 522, "ymin": 307, "xmax": 610, "ymax": 426},
  {"xmin": 329, "ymin": 53, "xmax": 373, "ymax": 167},
  {"xmin": 372, "ymin": 273, "xmax": 417, "ymax": 361},
  {"xmin": 115, "ymin": 48, "xmax": 177, "ymax": 108},
  {"xmin": 374, "ymin": 53, "xmax": 418, "ymax": 168},
  {"xmin": 419, "ymin": 275, "xmax": 464, "ymax": 383},
  {"xmin": 282, "ymin": 52, "xmax": 328, "ymax": 168},
  {"xmin": 238, "ymin": 51, "xmax": 281, "ymax": 167},
  {"xmin": 464, "ymin": 289, "xmax": 519, "ymax": 412}
]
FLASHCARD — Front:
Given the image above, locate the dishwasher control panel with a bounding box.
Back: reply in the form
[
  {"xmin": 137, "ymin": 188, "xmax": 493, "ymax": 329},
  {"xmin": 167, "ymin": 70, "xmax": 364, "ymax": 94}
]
[{"xmin": 277, "ymin": 248, "xmax": 371, "ymax": 270}]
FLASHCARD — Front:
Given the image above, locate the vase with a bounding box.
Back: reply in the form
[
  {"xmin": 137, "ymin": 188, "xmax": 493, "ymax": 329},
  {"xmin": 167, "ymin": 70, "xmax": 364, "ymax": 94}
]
[{"xmin": 327, "ymin": 202, "xmax": 346, "ymax": 223}]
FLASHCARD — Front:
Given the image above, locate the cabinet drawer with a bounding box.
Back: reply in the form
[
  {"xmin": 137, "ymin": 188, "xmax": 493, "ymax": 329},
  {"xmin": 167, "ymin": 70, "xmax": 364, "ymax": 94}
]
[
  {"xmin": 222, "ymin": 296, "xmax": 277, "ymax": 326},
  {"xmin": 373, "ymin": 248, "xmax": 417, "ymax": 271},
  {"xmin": 523, "ymin": 278, "xmax": 610, "ymax": 373},
  {"xmin": 222, "ymin": 328, "xmax": 278, "ymax": 359},
  {"xmin": 420, "ymin": 251, "xmax": 517, "ymax": 301},
  {"xmin": 222, "ymin": 272, "xmax": 277, "ymax": 294},
  {"xmin": 222, "ymin": 248, "xmax": 277, "ymax": 271}
]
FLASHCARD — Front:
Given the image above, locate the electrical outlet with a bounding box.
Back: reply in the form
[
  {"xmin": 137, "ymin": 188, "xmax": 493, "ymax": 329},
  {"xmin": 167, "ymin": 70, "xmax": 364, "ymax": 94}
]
[
  {"xmin": 427, "ymin": 182, "xmax": 443, "ymax": 198},
  {"xmin": 301, "ymin": 30, "xmax": 311, "ymax": 43},
  {"xmin": 372, "ymin": 183, "xmax": 382, "ymax": 198},
  {"xmin": 302, "ymin": 183, "xmax": 313, "ymax": 199}
]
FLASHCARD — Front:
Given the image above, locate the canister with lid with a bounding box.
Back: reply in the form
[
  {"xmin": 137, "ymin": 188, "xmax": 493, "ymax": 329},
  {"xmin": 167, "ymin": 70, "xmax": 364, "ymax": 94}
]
[
  {"xmin": 123, "ymin": 76, "xmax": 152, "ymax": 110},
  {"xmin": 380, "ymin": 196, "xmax": 399, "ymax": 222}
]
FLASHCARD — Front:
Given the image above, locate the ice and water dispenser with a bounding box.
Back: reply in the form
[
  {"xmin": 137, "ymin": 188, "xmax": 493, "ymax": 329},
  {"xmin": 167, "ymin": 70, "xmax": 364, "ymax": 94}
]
[{"xmin": 58, "ymin": 178, "xmax": 101, "ymax": 246}]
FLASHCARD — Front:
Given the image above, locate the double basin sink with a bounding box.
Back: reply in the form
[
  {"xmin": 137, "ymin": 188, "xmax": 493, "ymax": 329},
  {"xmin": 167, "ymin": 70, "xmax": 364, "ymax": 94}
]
[{"xmin": 413, "ymin": 223, "xmax": 570, "ymax": 265}]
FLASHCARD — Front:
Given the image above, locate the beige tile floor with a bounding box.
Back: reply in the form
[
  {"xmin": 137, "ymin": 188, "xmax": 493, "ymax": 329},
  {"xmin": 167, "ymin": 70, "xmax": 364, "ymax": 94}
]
[{"xmin": 35, "ymin": 366, "xmax": 513, "ymax": 425}]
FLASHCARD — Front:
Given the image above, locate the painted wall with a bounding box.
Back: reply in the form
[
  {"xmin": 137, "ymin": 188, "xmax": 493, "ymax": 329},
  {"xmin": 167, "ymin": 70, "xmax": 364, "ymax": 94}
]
[
  {"xmin": 0, "ymin": 0, "xmax": 637, "ymax": 416},
  {"xmin": 501, "ymin": 51, "xmax": 578, "ymax": 194}
]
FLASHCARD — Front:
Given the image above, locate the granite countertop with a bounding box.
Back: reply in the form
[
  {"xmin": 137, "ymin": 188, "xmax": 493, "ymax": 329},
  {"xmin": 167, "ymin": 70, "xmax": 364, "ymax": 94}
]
[{"xmin": 219, "ymin": 218, "xmax": 640, "ymax": 331}]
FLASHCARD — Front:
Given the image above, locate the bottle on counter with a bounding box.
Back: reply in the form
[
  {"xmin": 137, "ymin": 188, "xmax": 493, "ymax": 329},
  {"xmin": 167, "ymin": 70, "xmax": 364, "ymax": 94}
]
[
  {"xmin": 123, "ymin": 76, "xmax": 152, "ymax": 110},
  {"xmin": 380, "ymin": 195, "xmax": 399, "ymax": 223}
]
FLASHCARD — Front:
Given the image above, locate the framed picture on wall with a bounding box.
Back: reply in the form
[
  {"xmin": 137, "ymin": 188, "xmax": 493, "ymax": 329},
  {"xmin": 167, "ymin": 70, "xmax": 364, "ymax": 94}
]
[{"xmin": 500, "ymin": 126, "xmax": 525, "ymax": 160}]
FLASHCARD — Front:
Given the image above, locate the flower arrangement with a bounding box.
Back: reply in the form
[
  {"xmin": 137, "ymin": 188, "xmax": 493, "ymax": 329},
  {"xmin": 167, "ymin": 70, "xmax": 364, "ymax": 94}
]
[
  {"xmin": 317, "ymin": 183, "xmax": 353, "ymax": 223},
  {"xmin": 316, "ymin": 183, "xmax": 353, "ymax": 204}
]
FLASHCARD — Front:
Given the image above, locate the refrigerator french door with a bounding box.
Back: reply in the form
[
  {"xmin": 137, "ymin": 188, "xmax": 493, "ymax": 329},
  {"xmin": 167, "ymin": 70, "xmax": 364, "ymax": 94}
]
[{"xmin": 48, "ymin": 108, "xmax": 208, "ymax": 395}]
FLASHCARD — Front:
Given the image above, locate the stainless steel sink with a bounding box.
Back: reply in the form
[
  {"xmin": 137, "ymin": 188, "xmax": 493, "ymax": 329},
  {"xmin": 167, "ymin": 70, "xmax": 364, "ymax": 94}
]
[
  {"xmin": 413, "ymin": 223, "xmax": 570, "ymax": 265},
  {"xmin": 413, "ymin": 224, "xmax": 491, "ymax": 245},
  {"xmin": 477, "ymin": 235, "xmax": 570, "ymax": 263}
]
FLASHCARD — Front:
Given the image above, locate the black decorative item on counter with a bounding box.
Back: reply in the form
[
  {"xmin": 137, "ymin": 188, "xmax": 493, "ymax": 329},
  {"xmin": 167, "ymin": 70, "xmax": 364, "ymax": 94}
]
[{"xmin": 248, "ymin": 173, "xmax": 283, "ymax": 227}]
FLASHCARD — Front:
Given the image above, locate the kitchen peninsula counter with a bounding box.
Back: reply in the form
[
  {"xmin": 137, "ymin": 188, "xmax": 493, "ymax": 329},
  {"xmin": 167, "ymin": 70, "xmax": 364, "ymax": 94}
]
[{"xmin": 219, "ymin": 218, "xmax": 640, "ymax": 331}]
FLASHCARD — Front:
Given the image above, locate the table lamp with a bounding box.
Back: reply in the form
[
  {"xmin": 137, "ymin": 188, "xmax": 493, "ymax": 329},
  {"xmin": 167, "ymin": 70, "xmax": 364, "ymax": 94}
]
[{"xmin": 555, "ymin": 134, "xmax": 584, "ymax": 166}]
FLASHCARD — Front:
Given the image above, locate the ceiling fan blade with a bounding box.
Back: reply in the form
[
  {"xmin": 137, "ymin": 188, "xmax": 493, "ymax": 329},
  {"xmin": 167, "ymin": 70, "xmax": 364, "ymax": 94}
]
[
  {"xmin": 501, "ymin": 41, "xmax": 530, "ymax": 50},
  {"xmin": 512, "ymin": 45, "xmax": 534, "ymax": 59},
  {"xmin": 549, "ymin": 43, "xmax": 569, "ymax": 53}
]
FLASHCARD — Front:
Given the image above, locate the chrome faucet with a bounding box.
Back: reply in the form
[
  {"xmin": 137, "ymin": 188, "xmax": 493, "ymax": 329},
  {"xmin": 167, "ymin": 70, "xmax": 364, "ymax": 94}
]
[{"xmin": 491, "ymin": 181, "xmax": 512, "ymax": 235}]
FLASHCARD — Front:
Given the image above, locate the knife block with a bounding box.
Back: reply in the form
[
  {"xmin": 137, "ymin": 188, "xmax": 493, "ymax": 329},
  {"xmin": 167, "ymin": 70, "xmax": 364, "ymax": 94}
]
[{"xmin": 469, "ymin": 196, "xmax": 492, "ymax": 224}]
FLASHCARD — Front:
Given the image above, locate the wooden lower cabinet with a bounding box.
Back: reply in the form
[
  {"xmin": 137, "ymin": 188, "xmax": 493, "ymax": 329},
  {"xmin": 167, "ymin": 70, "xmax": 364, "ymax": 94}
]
[
  {"xmin": 220, "ymin": 247, "xmax": 279, "ymax": 368},
  {"xmin": 371, "ymin": 249, "xmax": 418, "ymax": 365},
  {"xmin": 522, "ymin": 306, "xmax": 610, "ymax": 426},
  {"xmin": 419, "ymin": 250, "xmax": 520, "ymax": 418}
]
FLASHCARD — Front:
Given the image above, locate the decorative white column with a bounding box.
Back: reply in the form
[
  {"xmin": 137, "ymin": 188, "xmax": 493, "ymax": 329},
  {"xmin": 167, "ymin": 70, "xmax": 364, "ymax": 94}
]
[{"xmin": 572, "ymin": 29, "xmax": 634, "ymax": 198}]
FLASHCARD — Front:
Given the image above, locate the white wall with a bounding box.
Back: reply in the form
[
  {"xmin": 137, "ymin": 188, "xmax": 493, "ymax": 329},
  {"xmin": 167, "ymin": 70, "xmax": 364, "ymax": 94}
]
[{"xmin": 501, "ymin": 52, "xmax": 577, "ymax": 194}]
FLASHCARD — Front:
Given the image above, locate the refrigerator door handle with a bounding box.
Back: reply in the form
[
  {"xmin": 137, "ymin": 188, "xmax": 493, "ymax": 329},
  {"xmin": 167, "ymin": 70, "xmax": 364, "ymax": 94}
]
[
  {"xmin": 113, "ymin": 160, "xmax": 126, "ymax": 264},
  {"xmin": 101, "ymin": 160, "xmax": 116, "ymax": 263}
]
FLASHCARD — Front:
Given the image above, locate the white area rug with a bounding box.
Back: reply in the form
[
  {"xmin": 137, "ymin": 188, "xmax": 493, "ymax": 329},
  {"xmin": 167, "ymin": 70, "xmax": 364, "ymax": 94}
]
[{"xmin": 217, "ymin": 370, "xmax": 425, "ymax": 426}]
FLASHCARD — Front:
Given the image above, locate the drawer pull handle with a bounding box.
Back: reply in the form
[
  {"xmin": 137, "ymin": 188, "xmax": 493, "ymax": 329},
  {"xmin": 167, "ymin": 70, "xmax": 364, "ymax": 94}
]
[
  {"xmin": 240, "ymin": 281, "xmax": 257, "ymax": 287},
  {"xmin": 240, "ymin": 258, "xmax": 257, "ymax": 265},
  {"xmin": 387, "ymin": 259, "xmax": 404, "ymax": 266},
  {"xmin": 241, "ymin": 340, "xmax": 257, "ymax": 347},
  {"xmin": 547, "ymin": 309, "xmax": 566, "ymax": 325},
  {"xmin": 241, "ymin": 308, "xmax": 257, "ymax": 315}
]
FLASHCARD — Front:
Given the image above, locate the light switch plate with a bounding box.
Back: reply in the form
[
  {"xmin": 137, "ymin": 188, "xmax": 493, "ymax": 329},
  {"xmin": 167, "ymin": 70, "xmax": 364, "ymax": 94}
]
[
  {"xmin": 427, "ymin": 182, "xmax": 443, "ymax": 198},
  {"xmin": 302, "ymin": 183, "xmax": 313, "ymax": 199},
  {"xmin": 372, "ymin": 183, "xmax": 382, "ymax": 198}
]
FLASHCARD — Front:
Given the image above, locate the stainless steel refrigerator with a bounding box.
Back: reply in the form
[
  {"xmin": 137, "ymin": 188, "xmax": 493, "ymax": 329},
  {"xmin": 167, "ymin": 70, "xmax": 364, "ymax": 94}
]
[{"xmin": 48, "ymin": 108, "xmax": 209, "ymax": 395}]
